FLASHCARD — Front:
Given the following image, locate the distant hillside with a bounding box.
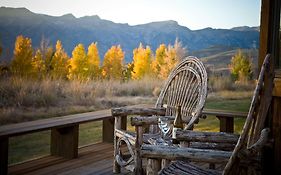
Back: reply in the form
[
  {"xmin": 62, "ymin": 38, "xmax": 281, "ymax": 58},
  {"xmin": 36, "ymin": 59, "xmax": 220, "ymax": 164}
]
[
  {"xmin": 201, "ymin": 47, "xmax": 258, "ymax": 74},
  {"xmin": 0, "ymin": 7, "xmax": 259, "ymax": 62}
]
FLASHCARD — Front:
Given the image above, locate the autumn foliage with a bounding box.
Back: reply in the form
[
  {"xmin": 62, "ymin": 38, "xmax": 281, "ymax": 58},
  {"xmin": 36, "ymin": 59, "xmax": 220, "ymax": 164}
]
[{"xmin": 4, "ymin": 35, "xmax": 188, "ymax": 81}]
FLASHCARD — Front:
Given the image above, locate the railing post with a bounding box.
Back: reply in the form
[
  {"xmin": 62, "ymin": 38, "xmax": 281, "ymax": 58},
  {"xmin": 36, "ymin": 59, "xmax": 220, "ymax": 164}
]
[
  {"xmin": 103, "ymin": 116, "xmax": 126, "ymax": 143},
  {"xmin": 102, "ymin": 118, "xmax": 114, "ymax": 143},
  {"xmin": 0, "ymin": 137, "xmax": 8, "ymax": 175},
  {"xmin": 217, "ymin": 116, "xmax": 234, "ymax": 133},
  {"xmin": 51, "ymin": 125, "xmax": 79, "ymax": 159}
]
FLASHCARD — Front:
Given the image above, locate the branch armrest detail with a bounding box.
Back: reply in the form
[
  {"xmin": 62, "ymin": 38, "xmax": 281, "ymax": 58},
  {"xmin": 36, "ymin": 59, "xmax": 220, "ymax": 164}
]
[
  {"xmin": 239, "ymin": 128, "xmax": 270, "ymax": 158},
  {"xmin": 112, "ymin": 107, "xmax": 165, "ymax": 117},
  {"xmin": 176, "ymin": 129, "xmax": 239, "ymax": 144},
  {"xmin": 141, "ymin": 144, "xmax": 231, "ymax": 163}
]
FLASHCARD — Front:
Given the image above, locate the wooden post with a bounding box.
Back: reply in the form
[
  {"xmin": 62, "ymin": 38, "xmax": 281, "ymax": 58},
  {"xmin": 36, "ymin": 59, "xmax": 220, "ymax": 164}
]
[
  {"xmin": 273, "ymin": 97, "xmax": 281, "ymax": 174},
  {"xmin": 113, "ymin": 115, "xmax": 127, "ymax": 173},
  {"xmin": 217, "ymin": 116, "xmax": 234, "ymax": 133},
  {"xmin": 51, "ymin": 125, "xmax": 79, "ymax": 159},
  {"xmin": 0, "ymin": 137, "xmax": 8, "ymax": 175},
  {"xmin": 102, "ymin": 118, "xmax": 114, "ymax": 143},
  {"xmin": 135, "ymin": 126, "xmax": 143, "ymax": 175}
]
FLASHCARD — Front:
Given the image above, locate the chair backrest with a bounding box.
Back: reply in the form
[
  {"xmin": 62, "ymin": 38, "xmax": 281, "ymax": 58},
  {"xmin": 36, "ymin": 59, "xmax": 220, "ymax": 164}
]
[
  {"xmin": 156, "ymin": 56, "xmax": 208, "ymax": 135},
  {"xmin": 223, "ymin": 54, "xmax": 274, "ymax": 174}
]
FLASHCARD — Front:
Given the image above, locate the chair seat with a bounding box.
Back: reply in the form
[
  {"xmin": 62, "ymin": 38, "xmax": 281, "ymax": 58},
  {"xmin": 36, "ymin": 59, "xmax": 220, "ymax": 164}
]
[{"xmin": 160, "ymin": 161, "xmax": 220, "ymax": 175}]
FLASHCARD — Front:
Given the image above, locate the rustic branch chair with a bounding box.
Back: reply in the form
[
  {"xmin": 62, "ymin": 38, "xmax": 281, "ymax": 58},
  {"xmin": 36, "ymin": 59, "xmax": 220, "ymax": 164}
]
[
  {"xmin": 112, "ymin": 56, "xmax": 208, "ymax": 173},
  {"xmin": 138, "ymin": 54, "xmax": 274, "ymax": 175}
]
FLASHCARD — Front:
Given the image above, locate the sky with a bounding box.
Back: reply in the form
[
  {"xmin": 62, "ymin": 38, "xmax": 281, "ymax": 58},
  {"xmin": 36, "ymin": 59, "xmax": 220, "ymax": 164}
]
[{"xmin": 1, "ymin": 0, "xmax": 261, "ymax": 30}]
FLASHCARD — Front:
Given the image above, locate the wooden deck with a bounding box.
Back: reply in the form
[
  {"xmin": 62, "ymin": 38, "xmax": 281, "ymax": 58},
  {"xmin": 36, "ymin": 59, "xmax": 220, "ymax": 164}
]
[
  {"xmin": 8, "ymin": 142, "xmax": 130, "ymax": 175},
  {"xmin": 8, "ymin": 142, "xmax": 227, "ymax": 175}
]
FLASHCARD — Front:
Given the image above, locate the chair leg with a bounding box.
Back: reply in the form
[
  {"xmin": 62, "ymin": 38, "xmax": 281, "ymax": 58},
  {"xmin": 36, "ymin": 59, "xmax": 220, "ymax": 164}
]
[
  {"xmin": 113, "ymin": 135, "xmax": 121, "ymax": 173},
  {"xmin": 162, "ymin": 159, "xmax": 171, "ymax": 169},
  {"xmin": 147, "ymin": 158, "xmax": 161, "ymax": 175}
]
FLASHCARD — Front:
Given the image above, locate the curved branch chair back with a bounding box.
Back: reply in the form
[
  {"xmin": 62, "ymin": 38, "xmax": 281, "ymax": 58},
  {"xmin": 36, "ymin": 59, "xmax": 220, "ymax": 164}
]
[
  {"xmin": 156, "ymin": 56, "xmax": 208, "ymax": 135},
  {"xmin": 112, "ymin": 56, "xmax": 208, "ymax": 173}
]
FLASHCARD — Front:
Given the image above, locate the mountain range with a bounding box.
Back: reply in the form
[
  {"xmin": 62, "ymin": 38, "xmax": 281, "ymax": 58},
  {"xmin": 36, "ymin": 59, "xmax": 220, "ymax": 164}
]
[{"xmin": 0, "ymin": 7, "xmax": 259, "ymax": 62}]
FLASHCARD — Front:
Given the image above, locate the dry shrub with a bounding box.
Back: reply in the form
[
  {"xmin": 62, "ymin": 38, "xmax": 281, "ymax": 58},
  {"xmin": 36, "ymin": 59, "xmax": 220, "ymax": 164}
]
[
  {"xmin": 0, "ymin": 77, "xmax": 163, "ymax": 124},
  {"xmin": 209, "ymin": 76, "xmax": 233, "ymax": 92}
]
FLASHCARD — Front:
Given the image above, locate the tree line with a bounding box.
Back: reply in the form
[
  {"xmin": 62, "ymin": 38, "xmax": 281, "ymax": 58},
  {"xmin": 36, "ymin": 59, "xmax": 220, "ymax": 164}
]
[{"xmin": 1, "ymin": 35, "xmax": 187, "ymax": 81}]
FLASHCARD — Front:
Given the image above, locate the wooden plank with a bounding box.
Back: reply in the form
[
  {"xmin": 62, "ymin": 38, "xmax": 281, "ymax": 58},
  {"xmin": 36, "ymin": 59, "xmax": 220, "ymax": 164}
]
[
  {"xmin": 0, "ymin": 109, "xmax": 111, "ymax": 138},
  {"xmin": 11, "ymin": 143, "xmax": 113, "ymax": 175},
  {"xmin": 8, "ymin": 156, "xmax": 66, "ymax": 175},
  {"xmin": 51, "ymin": 125, "xmax": 79, "ymax": 159},
  {"xmin": 0, "ymin": 137, "xmax": 8, "ymax": 175},
  {"xmin": 0, "ymin": 104, "xmax": 150, "ymax": 138},
  {"xmin": 202, "ymin": 109, "xmax": 247, "ymax": 118}
]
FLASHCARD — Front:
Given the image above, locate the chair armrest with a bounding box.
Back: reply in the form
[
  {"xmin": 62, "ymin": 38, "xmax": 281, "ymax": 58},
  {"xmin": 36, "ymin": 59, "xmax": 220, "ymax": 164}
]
[
  {"xmin": 141, "ymin": 144, "xmax": 231, "ymax": 164},
  {"xmin": 131, "ymin": 115, "xmax": 195, "ymax": 126},
  {"xmin": 175, "ymin": 129, "xmax": 239, "ymax": 144},
  {"xmin": 131, "ymin": 116, "xmax": 159, "ymax": 126},
  {"xmin": 239, "ymin": 128, "xmax": 270, "ymax": 158},
  {"xmin": 112, "ymin": 106, "xmax": 165, "ymax": 117}
]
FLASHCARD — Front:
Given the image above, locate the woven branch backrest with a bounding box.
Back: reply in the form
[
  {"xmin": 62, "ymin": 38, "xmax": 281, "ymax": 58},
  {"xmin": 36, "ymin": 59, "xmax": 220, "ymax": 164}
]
[
  {"xmin": 156, "ymin": 56, "xmax": 208, "ymax": 130},
  {"xmin": 223, "ymin": 54, "xmax": 274, "ymax": 175}
]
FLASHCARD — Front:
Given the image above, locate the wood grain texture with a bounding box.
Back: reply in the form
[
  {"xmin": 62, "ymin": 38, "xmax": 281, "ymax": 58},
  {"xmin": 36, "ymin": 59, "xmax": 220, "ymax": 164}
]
[
  {"xmin": 176, "ymin": 130, "xmax": 239, "ymax": 144},
  {"xmin": 142, "ymin": 145, "xmax": 231, "ymax": 163}
]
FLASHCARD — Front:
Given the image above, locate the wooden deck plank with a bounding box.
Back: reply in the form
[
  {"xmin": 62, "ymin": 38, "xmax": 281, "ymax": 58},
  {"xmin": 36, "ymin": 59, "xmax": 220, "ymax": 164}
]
[{"xmin": 9, "ymin": 142, "xmax": 221, "ymax": 175}]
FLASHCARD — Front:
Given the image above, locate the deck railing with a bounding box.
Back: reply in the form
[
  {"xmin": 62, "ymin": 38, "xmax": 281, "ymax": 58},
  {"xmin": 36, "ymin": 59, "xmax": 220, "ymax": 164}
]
[{"xmin": 0, "ymin": 104, "xmax": 247, "ymax": 175}]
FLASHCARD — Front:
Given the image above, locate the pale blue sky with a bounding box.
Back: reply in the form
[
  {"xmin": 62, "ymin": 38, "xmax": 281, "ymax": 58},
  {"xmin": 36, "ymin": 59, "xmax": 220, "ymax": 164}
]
[{"xmin": 1, "ymin": 0, "xmax": 261, "ymax": 30}]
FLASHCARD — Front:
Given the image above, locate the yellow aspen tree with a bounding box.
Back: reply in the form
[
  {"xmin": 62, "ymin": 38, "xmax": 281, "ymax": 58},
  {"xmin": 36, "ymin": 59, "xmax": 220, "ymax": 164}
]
[
  {"xmin": 32, "ymin": 49, "xmax": 46, "ymax": 79},
  {"xmin": 151, "ymin": 44, "xmax": 166, "ymax": 76},
  {"xmin": 44, "ymin": 47, "xmax": 54, "ymax": 76},
  {"xmin": 50, "ymin": 40, "xmax": 69, "ymax": 79},
  {"xmin": 132, "ymin": 43, "xmax": 152, "ymax": 80},
  {"xmin": 87, "ymin": 42, "xmax": 100, "ymax": 79},
  {"xmin": 229, "ymin": 49, "xmax": 253, "ymax": 83},
  {"xmin": 174, "ymin": 38, "xmax": 187, "ymax": 61},
  {"xmin": 69, "ymin": 43, "xmax": 88, "ymax": 80},
  {"xmin": 159, "ymin": 45, "xmax": 178, "ymax": 79},
  {"xmin": 10, "ymin": 35, "xmax": 33, "ymax": 77},
  {"xmin": 102, "ymin": 45, "xmax": 124, "ymax": 80}
]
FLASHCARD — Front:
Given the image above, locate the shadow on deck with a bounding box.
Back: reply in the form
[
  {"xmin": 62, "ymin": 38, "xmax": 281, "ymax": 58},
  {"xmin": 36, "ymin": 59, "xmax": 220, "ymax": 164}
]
[{"xmin": 9, "ymin": 142, "xmax": 130, "ymax": 175}]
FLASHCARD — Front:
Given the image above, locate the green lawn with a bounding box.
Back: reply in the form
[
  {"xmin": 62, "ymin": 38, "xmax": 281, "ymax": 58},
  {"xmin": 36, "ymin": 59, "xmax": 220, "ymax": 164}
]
[{"xmin": 8, "ymin": 98, "xmax": 251, "ymax": 165}]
